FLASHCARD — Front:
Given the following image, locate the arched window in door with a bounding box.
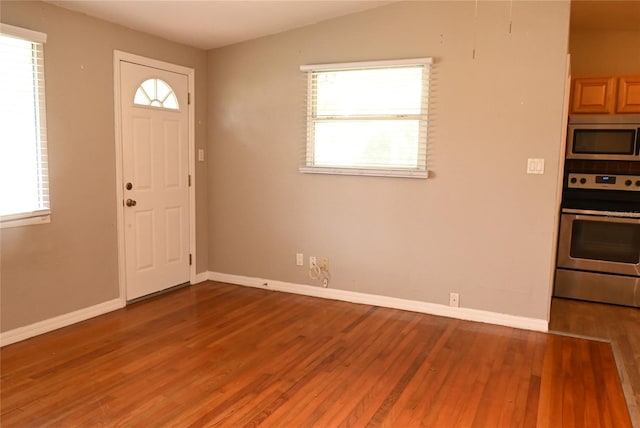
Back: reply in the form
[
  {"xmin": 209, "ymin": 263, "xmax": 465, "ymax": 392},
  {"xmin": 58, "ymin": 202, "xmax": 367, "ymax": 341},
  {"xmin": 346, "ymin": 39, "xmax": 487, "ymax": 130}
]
[{"xmin": 134, "ymin": 78, "xmax": 179, "ymax": 110}]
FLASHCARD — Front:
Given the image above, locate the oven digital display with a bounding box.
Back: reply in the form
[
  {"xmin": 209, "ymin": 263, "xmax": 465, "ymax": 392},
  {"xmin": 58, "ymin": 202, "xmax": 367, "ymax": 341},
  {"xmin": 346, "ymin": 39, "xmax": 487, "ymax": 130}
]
[{"xmin": 596, "ymin": 175, "xmax": 616, "ymax": 184}]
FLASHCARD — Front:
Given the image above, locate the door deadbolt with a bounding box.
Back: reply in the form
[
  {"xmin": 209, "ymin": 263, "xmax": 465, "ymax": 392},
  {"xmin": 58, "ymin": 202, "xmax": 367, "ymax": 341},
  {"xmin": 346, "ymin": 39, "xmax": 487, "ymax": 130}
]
[
  {"xmin": 125, "ymin": 199, "xmax": 137, "ymax": 207},
  {"xmin": 126, "ymin": 182, "xmax": 133, "ymax": 190}
]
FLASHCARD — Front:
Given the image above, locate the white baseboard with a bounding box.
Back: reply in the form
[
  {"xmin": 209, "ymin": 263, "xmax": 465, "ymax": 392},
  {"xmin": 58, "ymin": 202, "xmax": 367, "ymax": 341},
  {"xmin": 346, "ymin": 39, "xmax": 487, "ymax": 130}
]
[
  {"xmin": 0, "ymin": 298, "xmax": 124, "ymax": 347},
  {"xmin": 192, "ymin": 271, "xmax": 209, "ymax": 284},
  {"xmin": 0, "ymin": 274, "xmax": 547, "ymax": 347},
  {"xmin": 208, "ymin": 271, "xmax": 548, "ymax": 332}
]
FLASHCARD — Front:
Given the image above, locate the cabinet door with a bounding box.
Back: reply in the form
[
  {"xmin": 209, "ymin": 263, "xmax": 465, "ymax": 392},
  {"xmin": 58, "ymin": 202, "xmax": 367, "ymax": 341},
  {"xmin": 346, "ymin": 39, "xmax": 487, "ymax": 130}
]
[
  {"xmin": 616, "ymin": 75, "xmax": 640, "ymax": 113},
  {"xmin": 570, "ymin": 77, "xmax": 616, "ymax": 114}
]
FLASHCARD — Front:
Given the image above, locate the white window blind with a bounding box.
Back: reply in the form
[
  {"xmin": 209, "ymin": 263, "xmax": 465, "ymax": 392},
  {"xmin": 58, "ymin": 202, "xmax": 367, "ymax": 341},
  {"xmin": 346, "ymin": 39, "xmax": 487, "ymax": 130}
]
[
  {"xmin": 300, "ymin": 58, "xmax": 432, "ymax": 178},
  {"xmin": 0, "ymin": 24, "xmax": 50, "ymax": 228}
]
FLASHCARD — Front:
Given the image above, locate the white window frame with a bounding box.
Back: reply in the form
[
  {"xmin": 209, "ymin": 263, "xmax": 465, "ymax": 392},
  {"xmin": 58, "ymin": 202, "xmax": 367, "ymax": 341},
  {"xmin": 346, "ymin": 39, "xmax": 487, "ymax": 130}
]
[
  {"xmin": 300, "ymin": 58, "xmax": 432, "ymax": 179},
  {"xmin": 0, "ymin": 23, "xmax": 50, "ymax": 229}
]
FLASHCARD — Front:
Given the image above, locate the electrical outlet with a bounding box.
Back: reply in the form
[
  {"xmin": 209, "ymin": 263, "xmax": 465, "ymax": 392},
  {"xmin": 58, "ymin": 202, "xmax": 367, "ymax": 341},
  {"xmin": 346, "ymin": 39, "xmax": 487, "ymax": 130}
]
[
  {"xmin": 309, "ymin": 256, "xmax": 317, "ymax": 267},
  {"xmin": 321, "ymin": 258, "xmax": 329, "ymax": 270},
  {"xmin": 449, "ymin": 292, "xmax": 460, "ymax": 308},
  {"xmin": 296, "ymin": 253, "xmax": 304, "ymax": 266}
]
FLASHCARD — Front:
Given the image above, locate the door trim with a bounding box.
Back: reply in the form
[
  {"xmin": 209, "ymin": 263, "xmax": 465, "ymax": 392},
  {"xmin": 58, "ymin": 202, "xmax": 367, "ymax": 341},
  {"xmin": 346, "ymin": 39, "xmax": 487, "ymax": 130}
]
[{"xmin": 113, "ymin": 50, "xmax": 196, "ymax": 305}]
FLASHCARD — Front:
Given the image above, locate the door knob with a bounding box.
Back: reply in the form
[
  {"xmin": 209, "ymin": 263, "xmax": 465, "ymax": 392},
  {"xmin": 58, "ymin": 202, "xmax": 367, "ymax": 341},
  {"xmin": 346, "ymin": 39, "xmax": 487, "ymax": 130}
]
[{"xmin": 125, "ymin": 199, "xmax": 137, "ymax": 207}]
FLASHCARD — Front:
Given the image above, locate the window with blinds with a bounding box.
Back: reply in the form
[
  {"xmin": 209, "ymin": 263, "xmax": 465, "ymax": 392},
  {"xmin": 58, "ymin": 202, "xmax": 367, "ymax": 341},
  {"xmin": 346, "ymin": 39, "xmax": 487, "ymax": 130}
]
[
  {"xmin": 300, "ymin": 58, "xmax": 432, "ymax": 178},
  {"xmin": 0, "ymin": 24, "xmax": 50, "ymax": 228}
]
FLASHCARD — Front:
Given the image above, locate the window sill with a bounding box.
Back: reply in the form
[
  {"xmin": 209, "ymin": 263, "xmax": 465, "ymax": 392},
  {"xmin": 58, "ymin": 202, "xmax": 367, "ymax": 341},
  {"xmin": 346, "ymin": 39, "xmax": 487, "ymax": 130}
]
[
  {"xmin": 1, "ymin": 212, "xmax": 51, "ymax": 229},
  {"xmin": 299, "ymin": 166, "xmax": 428, "ymax": 179}
]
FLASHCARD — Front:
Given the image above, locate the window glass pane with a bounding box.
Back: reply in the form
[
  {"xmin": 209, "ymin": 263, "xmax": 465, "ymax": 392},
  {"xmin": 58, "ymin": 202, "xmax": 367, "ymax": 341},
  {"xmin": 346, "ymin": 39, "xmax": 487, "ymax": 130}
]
[
  {"xmin": 163, "ymin": 93, "xmax": 178, "ymax": 109},
  {"xmin": 156, "ymin": 79, "xmax": 171, "ymax": 102},
  {"xmin": 313, "ymin": 120, "xmax": 420, "ymax": 168},
  {"xmin": 141, "ymin": 79, "xmax": 156, "ymax": 100},
  {"xmin": 315, "ymin": 67, "xmax": 423, "ymax": 117},
  {"xmin": 134, "ymin": 87, "xmax": 150, "ymax": 105}
]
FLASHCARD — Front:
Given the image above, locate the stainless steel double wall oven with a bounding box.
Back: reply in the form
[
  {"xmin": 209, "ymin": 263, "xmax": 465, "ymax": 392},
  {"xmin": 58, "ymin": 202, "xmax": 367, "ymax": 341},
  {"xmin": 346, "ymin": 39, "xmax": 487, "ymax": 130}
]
[{"xmin": 554, "ymin": 115, "xmax": 640, "ymax": 307}]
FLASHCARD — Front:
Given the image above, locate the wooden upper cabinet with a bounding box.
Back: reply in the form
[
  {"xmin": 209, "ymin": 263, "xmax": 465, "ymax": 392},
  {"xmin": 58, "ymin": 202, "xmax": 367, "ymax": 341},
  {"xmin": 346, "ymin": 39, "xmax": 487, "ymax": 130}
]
[
  {"xmin": 616, "ymin": 75, "xmax": 640, "ymax": 113},
  {"xmin": 570, "ymin": 75, "xmax": 640, "ymax": 114},
  {"xmin": 570, "ymin": 77, "xmax": 616, "ymax": 114}
]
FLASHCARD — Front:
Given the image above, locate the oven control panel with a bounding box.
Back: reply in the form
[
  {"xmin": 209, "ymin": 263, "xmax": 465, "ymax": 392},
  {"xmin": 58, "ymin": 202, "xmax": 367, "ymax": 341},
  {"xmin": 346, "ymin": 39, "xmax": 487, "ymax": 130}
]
[{"xmin": 567, "ymin": 173, "xmax": 640, "ymax": 191}]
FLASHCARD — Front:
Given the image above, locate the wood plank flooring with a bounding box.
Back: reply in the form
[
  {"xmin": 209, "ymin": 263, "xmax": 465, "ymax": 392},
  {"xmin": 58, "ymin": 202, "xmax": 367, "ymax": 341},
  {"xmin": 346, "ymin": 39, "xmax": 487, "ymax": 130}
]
[
  {"xmin": 1, "ymin": 282, "xmax": 632, "ymax": 427},
  {"xmin": 550, "ymin": 297, "xmax": 640, "ymax": 427}
]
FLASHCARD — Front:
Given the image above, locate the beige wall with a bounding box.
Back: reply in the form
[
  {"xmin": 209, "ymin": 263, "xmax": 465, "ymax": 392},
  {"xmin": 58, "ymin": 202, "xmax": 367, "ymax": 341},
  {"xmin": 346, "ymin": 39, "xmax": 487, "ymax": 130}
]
[
  {"xmin": 207, "ymin": 1, "xmax": 571, "ymax": 320},
  {"xmin": 0, "ymin": 1, "xmax": 208, "ymax": 332},
  {"xmin": 569, "ymin": 29, "xmax": 640, "ymax": 76},
  {"xmin": 1, "ymin": 0, "xmax": 571, "ymax": 333}
]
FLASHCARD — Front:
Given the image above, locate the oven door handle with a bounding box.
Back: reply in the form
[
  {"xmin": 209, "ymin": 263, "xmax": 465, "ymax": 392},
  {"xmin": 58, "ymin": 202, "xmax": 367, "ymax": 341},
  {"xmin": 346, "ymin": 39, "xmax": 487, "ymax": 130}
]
[
  {"xmin": 563, "ymin": 209, "xmax": 640, "ymax": 222},
  {"xmin": 572, "ymin": 214, "xmax": 640, "ymax": 225}
]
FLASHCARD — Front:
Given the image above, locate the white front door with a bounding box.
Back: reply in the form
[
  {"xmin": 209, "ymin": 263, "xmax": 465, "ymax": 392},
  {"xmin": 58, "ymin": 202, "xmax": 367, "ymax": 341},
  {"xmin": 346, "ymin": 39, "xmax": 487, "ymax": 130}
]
[{"xmin": 119, "ymin": 61, "xmax": 190, "ymax": 300}]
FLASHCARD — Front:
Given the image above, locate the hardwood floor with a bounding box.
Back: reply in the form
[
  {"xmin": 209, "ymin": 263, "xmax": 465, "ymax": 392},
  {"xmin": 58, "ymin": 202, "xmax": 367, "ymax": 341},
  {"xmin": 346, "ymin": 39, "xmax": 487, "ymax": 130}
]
[
  {"xmin": 1, "ymin": 282, "xmax": 632, "ymax": 427},
  {"xmin": 550, "ymin": 297, "xmax": 640, "ymax": 427}
]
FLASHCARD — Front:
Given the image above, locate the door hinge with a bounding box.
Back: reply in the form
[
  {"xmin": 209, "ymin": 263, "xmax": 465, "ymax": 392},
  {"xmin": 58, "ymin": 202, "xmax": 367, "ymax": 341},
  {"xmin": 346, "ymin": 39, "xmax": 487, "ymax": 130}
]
[
  {"xmin": 188, "ymin": 174, "xmax": 192, "ymax": 187},
  {"xmin": 188, "ymin": 92, "xmax": 191, "ymax": 105},
  {"xmin": 189, "ymin": 253, "xmax": 192, "ymax": 266}
]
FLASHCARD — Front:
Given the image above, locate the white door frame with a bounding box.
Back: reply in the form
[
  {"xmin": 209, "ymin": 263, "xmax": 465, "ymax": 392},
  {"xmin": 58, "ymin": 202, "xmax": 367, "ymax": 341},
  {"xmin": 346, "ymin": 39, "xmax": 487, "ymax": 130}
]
[{"xmin": 113, "ymin": 50, "xmax": 197, "ymax": 305}]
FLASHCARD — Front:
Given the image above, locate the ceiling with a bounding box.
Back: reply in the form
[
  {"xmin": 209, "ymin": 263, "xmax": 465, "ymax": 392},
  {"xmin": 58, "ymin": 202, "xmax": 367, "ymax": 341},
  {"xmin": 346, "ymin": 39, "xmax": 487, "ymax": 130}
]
[
  {"xmin": 46, "ymin": 1, "xmax": 393, "ymax": 50},
  {"xmin": 570, "ymin": 0, "xmax": 640, "ymax": 31},
  {"xmin": 45, "ymin": 1, "xmax": 640, "ymax": 51}
]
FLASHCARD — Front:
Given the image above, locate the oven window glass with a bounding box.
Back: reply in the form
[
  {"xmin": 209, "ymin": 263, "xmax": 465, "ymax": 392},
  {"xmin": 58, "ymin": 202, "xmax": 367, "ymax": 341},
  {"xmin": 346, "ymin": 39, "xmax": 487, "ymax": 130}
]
[
  {"xmin": 570, "ymin": 220, "xmax": 640, "ymax": 264},
  {"xmin": 572, "ymin": 129, "xmax": 636, "ymax": 155}
]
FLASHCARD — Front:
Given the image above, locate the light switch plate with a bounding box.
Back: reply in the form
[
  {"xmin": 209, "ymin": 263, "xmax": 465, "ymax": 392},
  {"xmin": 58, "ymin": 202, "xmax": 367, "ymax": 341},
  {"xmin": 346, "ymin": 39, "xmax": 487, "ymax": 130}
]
[
  {"xmin": 527, "ymin": 158, "xmax": 544, "ymax": 174},
  {"xmin": 198, "ymin": 149, "xmax": 205, "ymax": 162}
]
